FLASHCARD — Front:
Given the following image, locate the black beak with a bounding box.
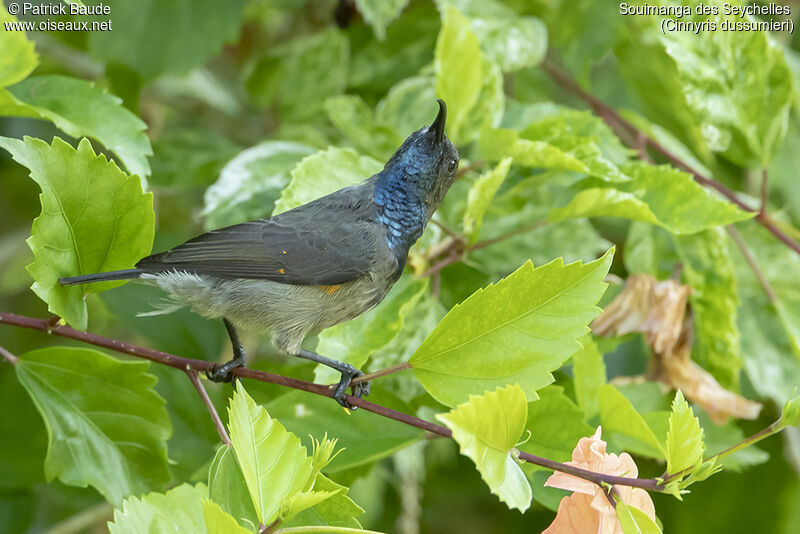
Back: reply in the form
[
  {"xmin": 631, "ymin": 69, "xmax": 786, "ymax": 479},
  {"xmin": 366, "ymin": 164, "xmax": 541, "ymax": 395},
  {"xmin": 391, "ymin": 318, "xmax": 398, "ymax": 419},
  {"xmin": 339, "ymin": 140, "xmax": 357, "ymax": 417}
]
[{"xmin": 430, "ymin": 99, "xmax": 447, "ymax": 143}]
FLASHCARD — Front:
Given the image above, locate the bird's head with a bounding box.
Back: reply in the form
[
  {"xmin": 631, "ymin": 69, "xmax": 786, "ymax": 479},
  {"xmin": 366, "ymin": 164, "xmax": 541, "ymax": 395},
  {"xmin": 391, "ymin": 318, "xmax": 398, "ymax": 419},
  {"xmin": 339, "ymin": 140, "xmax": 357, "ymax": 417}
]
[{"xmin": 380, "ymin": 99, "xmax": 459, "ymax": 216}]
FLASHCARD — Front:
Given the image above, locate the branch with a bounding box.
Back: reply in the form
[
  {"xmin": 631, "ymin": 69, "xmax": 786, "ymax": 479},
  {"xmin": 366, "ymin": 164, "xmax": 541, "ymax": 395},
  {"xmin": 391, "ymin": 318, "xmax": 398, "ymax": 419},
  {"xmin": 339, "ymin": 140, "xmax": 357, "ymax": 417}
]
[
  {"xmin": 541, "ymin": 61, "xmax": 800, "ymax": 259},
  {"xmin": 0, "ymin": 344, "xmax": 19, "ymax": 365},
  {"xmin": 0, "ymin": 311, "xmax": 664, "ymax": 492},
  {"xmin": 726, "ymin": 225, "xmax": 777, "ymax": 305}
]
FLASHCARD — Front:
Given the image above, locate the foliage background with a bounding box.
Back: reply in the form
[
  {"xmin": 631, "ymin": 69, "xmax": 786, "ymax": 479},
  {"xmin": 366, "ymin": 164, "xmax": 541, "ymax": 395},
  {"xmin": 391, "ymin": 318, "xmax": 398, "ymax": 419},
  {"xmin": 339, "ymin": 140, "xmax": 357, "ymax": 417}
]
[{"xmin": 1, "ymin": 0, "xmax": 800, "ymax": 532}]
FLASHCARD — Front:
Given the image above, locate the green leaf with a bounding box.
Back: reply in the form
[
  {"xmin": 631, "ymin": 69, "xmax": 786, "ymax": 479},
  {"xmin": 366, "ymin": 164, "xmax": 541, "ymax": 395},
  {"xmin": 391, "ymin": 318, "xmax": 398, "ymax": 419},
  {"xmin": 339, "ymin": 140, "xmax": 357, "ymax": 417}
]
[
  {"xmin": 0, "ymin": 136, "xmax": 154, "ymax": 330},
  {"xmin": 314, "ymin": 275, "xmax": 428, "ymax": 385},
  {"xmin": 274, "ymin": 146, "xmax": 382, "ymax": 215},
  {"xmin": 666, "ymin": 391, "xmax": 705, "ymax": 475},
  {"xmin": 248, "ymin": 29, "xmax": 349, "ymax": 122},
  {"xmin": 208, "ymin": 445, "xmax": 258, "ymax": 530},
  {"xmin": 355, "ymin": 0, "xmax": 408, "ymax": 40},
  {"xmin": 266, "ymin": 390, "xmax": 423, "ymax": 473},
  {"xmin": 675, "ymin": 228, "xmax": 742, "ymax": 389},
  {"xmin": 2, "ymin": 75, "xmax": 152, "ymax": 179},
  {"xmin": 463, "ymin": 157, "xmax": 511, "ymax": 244},
  {"xmin": 203, "ymin": 499, "xmax": 252, "ymax": 534},
  {"xmin": 150, "ymin": 128, "xmax": 241, "ymax": 189},
  {"xmin": 520, "ymin": 386, "xmax": 593, "ymax": 462},
  {"xmin": 324, "ymin": 94, "xmax": 403, "ymax": 160},
  {"xmin": 480, "ymin": 110, "xmax": 630, "ymax": 183},
  {"xmin": 282, "ymin": 474, "xmax": 365, "ymax": 529},
  {"xmin": 376, "ymin": 74, "xmax": 437, "ymax": 137},
  {"xmin": 88, "ymin": 0, "xmax": 246, "ymax": 79},
  {"xmin": 227, "ymin": 383, "xmax": 334, "ymax": 525},
  {"xmin": 617, "ymin": 501, "xmax": 663, "ymax": 534},
  {"xmin": 598, "ymin": 385, "xmax": 665, "ymax": 460},
  {"xmin": 436, "ymin": 384, "xmax": 532, "ymax": 512},
  {"xmin": 657, "ymin": 2, "xmax": 794, "ymax": 167},
  {"xmin": 108, "ymin": 483, "xmax": 207, "ymax": 534},
  {"xmin": 571, "ymin": 336, "xmax": 606, "ymax": 419},
  {"xmin": 15, "ymin": 347, "xmax": 171, "ymax": 505},
  {"xmin": 410, "ymin": 249, "xmax": 613, "ymax": 407},
  {"xmin": 550, "ymin": 164, "xmax": 752, "ymax": 235},
  {"xmin": 441, "ymin": 0, "xmax": 547, "ymax": 72},
  {"xmin": 777, "ymin": 390, "xmax": 800, "ymax": 430},
  {"xmin": 202, "ymin": 141, "xmax": 315, "ymax": 229},
  {"xmin": 0, "ymin": 5, "xmax": 38, "ymax": 87},
  {"xmin": 435, "ymin": 4, "xmax": 483, "ymax": 143}
]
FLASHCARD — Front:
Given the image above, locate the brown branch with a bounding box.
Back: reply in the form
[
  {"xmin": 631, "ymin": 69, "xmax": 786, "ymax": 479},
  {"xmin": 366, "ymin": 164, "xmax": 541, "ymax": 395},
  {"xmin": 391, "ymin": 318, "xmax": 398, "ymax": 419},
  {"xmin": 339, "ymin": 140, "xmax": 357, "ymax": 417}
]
[
  {"xmin": 185, "ymin": 369, "xmax": 231, "ymax": 446},
  {"xmin": 726, "ymin": 225, "xmax": 777, "ymax": 305},
  {"xmin": 351, "ymin": 362, "xmax": 410, "ymax": 385},
  {"xmin": 541, "ymin": 60, "xmax": 800, "ymax": 259},
  {"xmin": 0, "ymin": 311, "xmax": 664, "ymax": 492},
  {"xmin": 760, "ymin": 169, "xmax": 769, "ymax": 218}
]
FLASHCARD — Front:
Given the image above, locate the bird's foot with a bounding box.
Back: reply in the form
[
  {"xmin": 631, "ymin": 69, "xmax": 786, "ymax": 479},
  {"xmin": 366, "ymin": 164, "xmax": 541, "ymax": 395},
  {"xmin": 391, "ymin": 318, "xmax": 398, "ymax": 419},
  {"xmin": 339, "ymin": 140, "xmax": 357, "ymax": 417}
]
[
  {"xmin": 206, "ymin": 358, "xmax": 245, "ymax": 383},
  {"xmin": 333, "ymin": 364, "xmax": 370, "ymax": 409}
]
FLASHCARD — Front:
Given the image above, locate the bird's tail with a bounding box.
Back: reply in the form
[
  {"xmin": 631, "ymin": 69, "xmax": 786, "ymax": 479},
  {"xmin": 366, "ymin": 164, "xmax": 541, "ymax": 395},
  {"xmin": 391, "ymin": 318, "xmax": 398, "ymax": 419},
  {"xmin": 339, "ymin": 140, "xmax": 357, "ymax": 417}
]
[{"xmin": 59, "ymin": 269, "xmax": 144, "ymax": 286}]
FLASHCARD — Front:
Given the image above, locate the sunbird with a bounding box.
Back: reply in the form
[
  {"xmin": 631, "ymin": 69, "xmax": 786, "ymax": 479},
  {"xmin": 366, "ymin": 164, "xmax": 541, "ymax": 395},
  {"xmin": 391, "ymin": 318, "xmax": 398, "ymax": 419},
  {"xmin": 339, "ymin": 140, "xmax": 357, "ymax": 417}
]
[{"xmin": 61, "ymin": 100, "xmax": 459, "ymax": 408}]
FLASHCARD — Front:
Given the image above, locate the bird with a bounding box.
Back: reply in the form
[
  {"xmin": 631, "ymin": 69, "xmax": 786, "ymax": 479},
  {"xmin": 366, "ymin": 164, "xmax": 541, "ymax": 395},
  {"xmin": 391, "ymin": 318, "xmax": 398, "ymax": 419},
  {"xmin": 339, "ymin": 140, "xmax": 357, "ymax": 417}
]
[{"xmin": 60, "ymin": 99, "xmax": 459, "ymax": 408}]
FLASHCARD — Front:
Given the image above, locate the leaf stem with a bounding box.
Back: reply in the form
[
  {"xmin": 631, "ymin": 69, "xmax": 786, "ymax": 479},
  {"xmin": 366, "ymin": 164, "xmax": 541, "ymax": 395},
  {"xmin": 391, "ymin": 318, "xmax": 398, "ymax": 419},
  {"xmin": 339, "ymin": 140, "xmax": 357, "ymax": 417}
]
[
  {"xmin": 184, "ymin": 369, "xmax": 231, "ymax": 446},
  {"xmin": 274, "ymin": 527, "xmax": 389, "ymax": 534},
  {"xmin": 0, "ymin": 344, "xmax": 19, "ymax": 365},
  {"xmin": 351, "ymin": 362, "xmax": 411, "ymax": 385},
  {"xmin": 760, "ymin": 168, "xmax": 769, "ymax": 218},
  {"xmin": 541, "ymin": 60, "xmax": 800, "ymax": 259},
  {"xmin": 726, "ymin": 225, "xmax": 777, "ymax": 305}
]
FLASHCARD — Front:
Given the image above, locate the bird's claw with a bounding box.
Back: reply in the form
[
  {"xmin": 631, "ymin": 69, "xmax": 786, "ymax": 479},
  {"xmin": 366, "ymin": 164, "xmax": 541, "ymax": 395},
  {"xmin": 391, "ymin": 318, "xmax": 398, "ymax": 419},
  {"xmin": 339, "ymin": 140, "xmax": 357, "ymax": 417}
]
[
  {"xmin": 206, "ymin": 360, "xmax": 244, "ymax": 383},
  {"xmin": 333, "ymin": 365, "xmax": 370, "ymax": 409}
]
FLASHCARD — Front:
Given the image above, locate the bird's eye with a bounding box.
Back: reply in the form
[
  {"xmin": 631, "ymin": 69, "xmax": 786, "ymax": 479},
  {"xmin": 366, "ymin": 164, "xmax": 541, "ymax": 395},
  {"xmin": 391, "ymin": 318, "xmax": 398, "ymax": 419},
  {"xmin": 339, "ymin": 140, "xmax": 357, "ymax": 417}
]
[{"xmin": 447, "ymin": 159, "xmax": 457, "ymax": 173}]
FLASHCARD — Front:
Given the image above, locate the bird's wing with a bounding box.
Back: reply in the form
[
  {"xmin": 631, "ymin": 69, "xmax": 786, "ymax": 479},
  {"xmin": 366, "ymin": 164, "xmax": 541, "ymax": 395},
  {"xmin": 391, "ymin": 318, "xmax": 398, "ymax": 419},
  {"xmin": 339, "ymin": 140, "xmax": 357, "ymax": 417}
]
[{"xmin": 137, "ymin": 188, "xmax": 384, "ymax": 285}]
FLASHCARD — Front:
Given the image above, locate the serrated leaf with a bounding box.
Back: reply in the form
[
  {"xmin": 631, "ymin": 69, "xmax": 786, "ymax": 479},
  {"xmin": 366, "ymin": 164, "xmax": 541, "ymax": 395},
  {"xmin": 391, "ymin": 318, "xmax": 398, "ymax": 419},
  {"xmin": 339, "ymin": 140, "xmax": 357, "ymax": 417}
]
[
  {"xmin": 356, "ymin": 0, "xmax": 408, "ymax": 40},
  {"xmin": 463, "ymin": 157, "xmax": 510, "ymax": 244},
  {"xmin": 0, "ymin": 136, "xmax": 154, "ymax": 330},
  {"xmin": 3, "ymin": 75, "xmax": 152, "ymax": 179},
  {"xmin": 550, "ymin": 164, "xmax": 752, "ymax": 235},
  {"xmin": 617, "ymin": 501, "xmax": 663, "ymax": 534},
  {"xmin": 202, "ymin": 141, "xmax": 315, "ymax": 229},
  {"xmin": 410, "ymin": 249, "xmax": 613, "ymax": 407},
  {"xmin": 324, "ymin": 94, "xmax": 403, "ymax": 161},
  {"xmin": 571, "ymin": 336, "xmax": 606, "ymax": 419},
  {"xmin": 520, "ymin": 386, "xmax": 593, "ymax": 462},
  {"xmin": 88, "ymin": 0, "xmax": 246, "ymax": 79},
  {"xmin": 273, "ymin": 146, "xmax": 382, "ymax": 215},
  {"xmin": 436, "ymin": 384, "xmax": 532, "ymax": 512},
  {"xmin": 283, "ymin": 473, "xmax": 364, "ymax": 528},
  {"xmin": 0, "ymin": 5, "xmax": 38, "ymax": 87},
  {"xmin": 203, "ymin": 499, "xmax": 252, "ymax": 534},
  {"xmin": 266, "ymin": 390, "xmax": 423, "ymax": 473},
  {"xmin": 108, "ymin": 483, "xmax": 206, "ymax": 534},
  {"xmin": 208, "ymin": 445, "xmax": 258, "ymax": 530},
  {"xmin": 598, "ymin": 385, "xmax": 665, "ymax": 460},
  {"xmin": 666, "ymin": 391, "xmax": 705, "ymax": 475},
  {"xmin": 480, "ymin": 111, "xmax": 629, "ymax": 183},
  {"xmin": 228, "ymin": 383, "xmax": 330, "ymax": 525},
  {"xmin": 15, "ymin": 347, "xmax": 171, "ymax": 505},
  {"xmin": 435, "ymin": 4, "xmax": 482, "ymax": 143},
  {"xmin": 675, "ymin": 228, "xmax": 742, "ymax": 389},
  {"xmin": 315, "ymin": 275, "xmax": 428, "ymax": 385}
]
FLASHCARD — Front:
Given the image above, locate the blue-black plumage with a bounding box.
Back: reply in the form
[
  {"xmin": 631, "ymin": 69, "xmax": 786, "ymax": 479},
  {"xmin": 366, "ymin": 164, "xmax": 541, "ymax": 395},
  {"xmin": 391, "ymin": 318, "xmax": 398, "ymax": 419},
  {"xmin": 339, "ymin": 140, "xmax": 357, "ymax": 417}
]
[{"xmin": 60, "ymin": 99, "xmax": 459, "ymax": 408}]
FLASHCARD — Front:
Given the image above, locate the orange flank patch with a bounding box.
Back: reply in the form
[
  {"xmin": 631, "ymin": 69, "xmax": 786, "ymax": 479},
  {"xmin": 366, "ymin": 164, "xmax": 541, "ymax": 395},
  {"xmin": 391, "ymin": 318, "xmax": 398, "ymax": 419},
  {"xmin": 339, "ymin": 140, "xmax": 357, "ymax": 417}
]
[
  {"xmin": 320, "ymin": 284, "xmax": 342, "ymax": 295},
  {"xmin": 278, "ymin": 268, "xmax": 285, "ymax": 275}
]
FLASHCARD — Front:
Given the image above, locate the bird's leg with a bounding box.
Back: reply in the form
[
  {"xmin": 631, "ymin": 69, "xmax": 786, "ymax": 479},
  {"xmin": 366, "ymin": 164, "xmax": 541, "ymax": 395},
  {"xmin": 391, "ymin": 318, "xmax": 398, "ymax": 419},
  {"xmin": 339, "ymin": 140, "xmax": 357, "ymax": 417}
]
[
  {"xmin": 207, "ymin": 318, "xmax": 247, "ymax": 383},
  {"xmin": 296, "ymin": 349, "xmax": 370, "ymax": 408}
]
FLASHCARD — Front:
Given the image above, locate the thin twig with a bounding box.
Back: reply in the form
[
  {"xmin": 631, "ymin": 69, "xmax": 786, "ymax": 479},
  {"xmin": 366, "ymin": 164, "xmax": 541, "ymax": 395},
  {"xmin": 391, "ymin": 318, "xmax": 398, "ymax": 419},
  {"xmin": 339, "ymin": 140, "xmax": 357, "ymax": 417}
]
[
  {"xmin": 0, "ymin": 311, "xmax": 664, "ymax": 492},
  {"xmin": 41, "ymin": 503, "xmax": 113, "ymax": 534},
  {"xmin": 185, "ymin": 369, "xmax": 231, "ymax": 446},
  {"xmin": 470, "ymin": 220, "xmax": 547, "ymax": 252},
  {"xmin": 541, "ymin": 60, "xmax": 800, "ymax": 259},
  {"xmin": 430, "ymin": 219, "xmax": 465, "ymax": 242},
  {"xmin": 0, "ymin": 344, "xmax": 19, "ymax": 365},
  {"xmin": 726, "ymin": 225, "xmax": 777, "ymax": 305},
  {"xmin": 760, "ymin": 169, "xmax": 769, "ymax": 218}
]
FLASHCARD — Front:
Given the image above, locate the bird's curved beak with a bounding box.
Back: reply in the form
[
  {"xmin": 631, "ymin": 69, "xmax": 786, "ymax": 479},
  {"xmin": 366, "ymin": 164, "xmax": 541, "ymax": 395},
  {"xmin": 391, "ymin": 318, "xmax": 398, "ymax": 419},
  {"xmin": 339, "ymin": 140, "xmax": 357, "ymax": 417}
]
[{"xmin": 430, "ymin": 99, "xmax": 447, "ymax": 143}]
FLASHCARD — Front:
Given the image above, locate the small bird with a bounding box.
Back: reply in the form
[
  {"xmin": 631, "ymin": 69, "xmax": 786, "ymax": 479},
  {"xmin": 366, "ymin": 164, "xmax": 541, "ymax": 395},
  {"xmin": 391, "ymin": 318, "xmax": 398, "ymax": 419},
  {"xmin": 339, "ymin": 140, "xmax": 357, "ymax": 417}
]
[{"xmin": 60, "ymin": 100, "xmax": 459, "ymax": 408}]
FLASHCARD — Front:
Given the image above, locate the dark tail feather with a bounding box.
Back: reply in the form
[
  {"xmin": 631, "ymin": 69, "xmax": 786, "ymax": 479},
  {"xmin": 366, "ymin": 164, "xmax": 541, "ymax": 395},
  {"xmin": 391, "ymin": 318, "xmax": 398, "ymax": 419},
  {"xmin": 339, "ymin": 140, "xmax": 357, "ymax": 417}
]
[{"xmin": 59, "ymin": 269, "xmax": 144, "ymax": 286}]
